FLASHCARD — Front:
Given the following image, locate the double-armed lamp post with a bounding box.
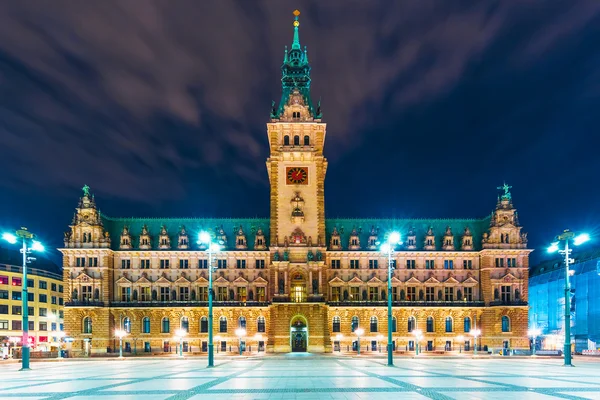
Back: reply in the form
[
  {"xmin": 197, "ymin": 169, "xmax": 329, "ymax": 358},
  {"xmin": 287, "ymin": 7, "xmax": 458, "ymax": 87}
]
[
  {"xmin": 198, "ymin": 231, "xmax": 221, "ymax": 368},
  {"xmin": 380, "ymin": 231, "xmax": 401, "ymax": 367},
  {"xmin": 2, "ymin": 228, "xmax": 45, "ymax": 371},
  {"xmin": 547, "ymin": 230, "xmax": 590, "ymax": 367}
]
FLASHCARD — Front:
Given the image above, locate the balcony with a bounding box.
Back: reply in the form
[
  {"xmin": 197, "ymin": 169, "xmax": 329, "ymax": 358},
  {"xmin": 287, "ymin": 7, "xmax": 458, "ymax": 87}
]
[
  {"xmin": 109, "ymin": 300, "xmax": 270, "ymax": 308},
  {"xmin": 327, "ymin": 300, "xmax": 486, "ymax": 307}
]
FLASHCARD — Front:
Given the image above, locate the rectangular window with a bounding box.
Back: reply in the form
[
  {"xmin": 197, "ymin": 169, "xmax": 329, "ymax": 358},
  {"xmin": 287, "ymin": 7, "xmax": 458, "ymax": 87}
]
[
  {"xmin": 464, "ymin": 287, "xmax": 473, "ymax": 301},
  {"xmin": 425, "ymin": 260, "xmax": 435, "ymax": 270},
  {"xmin": 236, "ymin": 259, "xmax": 246, "ymax": 269},
  {"xmin": 88, "ymin": 257, "xmax": 98, "ymax": 267},
  {"xmin": 12, "ymin": 320, "xmax": 22, "ymax": 330},
  {"xmin": 59, "ymin": 298, "xmax": 64, "ymax": 306},
  {"xmin": 51, "ymin": 283, "xmax": 57, "ymax": 291},
  {"xmin": 59, "ymin": 310, "xmax": 64, "ymax": 319},
  {"xmin": 179, "ymin": 287, "xmax": 189, "ymax": 301},
  {"xmin": 217, "ymin": 287, "xmax": 228, "ymax": 301},
  {"xmin": 39, "ymin": 294, "xmax": 47, "ymax": 303},
  {"xmin": 12, "ymin": 291, "xmax": 21, "ymax": 301},
  {"xmin": 199, "ymin": 259, "xmax": 208, "ymax": 269},
  {"xmin": 28, "ymin": 307, "xmax": 34, "ymax": 316},
  {"xmin": 463, "ymin": 260, "xmax": 472, "ymax": 269},
  {"xmin": 444, "ymin": 260, "xmax": 454, "ymax": 270},
  {"xmin": 256, "ymin": 287, "xmax": 266, "ymax": 302},
  {"xmin": 217, "ymin": 259, "xmax": 227, "ymax": 269},
  {"xmin": 51, "ymin": 296, "xmax": 57, "ymax": 305},
  {"xmin": 160, "ymin": 259, "xmax": 170, "ymax": 269},
  {"xmin": 350, "ymin": 259, "xmax": 360, "ymax": 269},
  {"xmin": 121, "ymin": 287, "xmax": 131, "ymax": 302},
  {"xmin": 39, "ymin": 280, "xmax": 47, "ymax": 289},
  {"xmin": 406, "ymin": 259, "xmax": 415, "ymax": 269},
  {"xmin": 76, "ymin": 257, "xmax": 85, "ymax": 267},
  {"xmin": 425, "ymin": 287, "xmax": 435, "ymax": 301},
  {"xmin": 28, "ymin": 279, "xmax": 34, "ymax": 288},
  {"xmin": 331, "ymin": 259, "xmax": 340, "ymax": 269},
  {"xmin": 140, "ymin": 259, "xmax": 151, "ymax": 269},
  {"xmin": 407, "ymin": 287, "xmax": 416, "ymax": 301},
  {"xmin": 12, "ymin": 277, "xmax": 22, "ymax": 286},
  {"xmin": 179, "ymin": 259, "xmax": 189, "ymax": 269},
  {"xmin": 392, "ymin": 286, "xmax": 398, "ymax": 301},
  {"xmin": 255, "ymin": 259, "xmax": 265, "ymax": 269},
  {"xmin": 198, "ymin": 287, "xmax": 208, "ymax": 301},
  {"xmin": 58, "ymin": 285, "xmax": 63, "ymax": 293},
  {"xmin": 331, "ymin": 287, "xmax": 341, "ymax": 301},
  {"xmin": 0, "ymin": 320, "xmax": 7, "ymax": 330},
  {"xmin": 27, "ymin": 293, "xmax": 34, "ymax": 302},
  {"xmin": 0, "ymin": 305, "xmax": 8, "ymax": 314},
  {"xmin": 0, "ymin": 276, "xmax": 8, "ymax": 285},
  {"xmin": 389, "ymin": 259, "xmax": 397, "ymax": 269},
  {"xmin": 159, "ymin": 287, "xmax": 169, "ymax": 301},
  {"xmin": 237, "ymin": 287, "xmax": 247, "ymax": 302},
  {"xmin": 39, "ymin": 322, "xmax": 48, "ymax": 331},
  {"xmin": 501, "ymin": 286, "xmax": 511, "ymax": 303},
  {"xmin": 495, "ymin": 258, "xmax": 505, "ymax": 268},
  {"xmin": 507, "ymin": 258, "xmax": 517, "ymax": 267},
  {"xmin": 51, "ymin": 322, "xmax": 57, "ymax": 331},
  {"xmin": 368, "ymin": 259, "xmax": 378, "ymax": 269},
  {"xmin": 39, "ymin": 308, "xmax": 47, "ymax": 317},
  {"xmin": 12, "ymin": 306, "xmax": 22, "ymax": 315},
  {"xmin": 81, "ymin": 285, "xmax": 92, "ymax": 301},
  {"xmin": 445, "ymin": 287, "xmax": 454, "ymax": 301},
  {"xmin": 140, "ymin": 287, "xmax": 151, "ymax": 301},
  {"xmin": 350, "ymin": 287, "xmax": 360, "ymax": 301},
  {"xmin": 369, "ymin": 287, "xmax": 378, "ymax": 301},
  {"xmin": 121, "ymin": 259, "xmax": 131, "ymax": 269},
  {"xmin": 0, "ymin": 290, "xmax": 7, "ymax": 299}
]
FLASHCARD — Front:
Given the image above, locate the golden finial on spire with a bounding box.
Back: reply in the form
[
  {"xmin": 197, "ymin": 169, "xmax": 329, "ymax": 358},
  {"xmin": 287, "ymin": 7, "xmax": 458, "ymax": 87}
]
[
  {"xmin": 293, "ymin": 10, "xmax": 300, "ymax": 27},
  {"xmin": 293, "ymin": 9, "xmax": 300, "ymax": 17}
]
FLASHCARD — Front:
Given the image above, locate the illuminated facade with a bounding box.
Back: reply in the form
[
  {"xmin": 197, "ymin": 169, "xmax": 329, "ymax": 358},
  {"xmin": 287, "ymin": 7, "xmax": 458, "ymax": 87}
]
[
  {"xmin": 0, "ymin": 248, "xmax": 64, "ymax": 354},
  {"xmin": 60, "ymin": 11, "xmax": 531, "ymax": 356}
]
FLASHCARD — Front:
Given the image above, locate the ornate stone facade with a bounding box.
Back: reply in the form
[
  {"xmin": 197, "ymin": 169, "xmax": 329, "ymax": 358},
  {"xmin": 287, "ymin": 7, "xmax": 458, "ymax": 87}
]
[{"xmin": 59, "ymin": 11, "xmax": 531, "ymax": 356}]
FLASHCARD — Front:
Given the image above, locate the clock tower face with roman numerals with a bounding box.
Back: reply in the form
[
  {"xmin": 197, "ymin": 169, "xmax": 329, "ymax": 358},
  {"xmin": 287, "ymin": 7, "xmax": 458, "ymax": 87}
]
[{"xmin": 286, "ymin": 167, "xmax": 309, "ymax": 185}]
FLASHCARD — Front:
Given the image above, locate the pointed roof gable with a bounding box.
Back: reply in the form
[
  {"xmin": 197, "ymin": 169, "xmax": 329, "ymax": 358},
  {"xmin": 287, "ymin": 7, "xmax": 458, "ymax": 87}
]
[
  {"xmin": 213, "ymin": 276, "xmax": 229, "ymax": 285},
  {"xmin": 444, "ymin": 276, "xmax": 460, "ymax": 285},
  {"xmin": 367, "ymin": 276, "xmax": 383, "ymax": 285},
  {"xmin": 233, "ymin": 276, "xmax": 249, "ymax": 285},
  {"xmin": 405, "ymin": 276, "xmax": 421, "ymax": 285},
  {"xmin": 74, "ymin": 272, "xmax": 94, "ymax": 282},
  {"xmin": 462, "ymin": 276, "xmax": 479, "ymax": 285},
  {"xmin": 194, "ymin": 276, "xmax": 208, "ymax": 284},
  {"xmin": 390, "ymin": 276, "xmax": 402, "ymax": 284},
  {"xmin": 348, "ymin": 276, "xmax": 364, "ymax": 285},
  {"xmin": 135, "ymin": 276, "xmax": 152, "ymax": 285},
  {"xmin": 174, "ymin": 276, "xmax": 191, "ymax": 285},
  {"xmin": 252, "ymin": 276, "xmax": 268, "ymax": 285},
  {"xmin": 328, "ymin": 276, "xmax": 345, "ymax": 285},
  {"xmin": 424, "ymin": 276, "xmax": 440, "ymax": 285},
  {"xmin": 155, "ymin": 276, "xmax": 172, "ymax": 285},
  {"xmin": 115, "ymin": 276, "xmax": 132, "ymax": 285}
]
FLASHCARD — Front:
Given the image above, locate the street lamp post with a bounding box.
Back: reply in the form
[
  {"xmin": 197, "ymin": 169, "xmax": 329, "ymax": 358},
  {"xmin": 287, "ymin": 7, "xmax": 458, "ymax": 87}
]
[
  {"xmin": 547, "ymin": 230, "xmax": 590, "ymax": 367},
  {"xmin": 56, "ymin": 331, "xmax": 65, "ymax": 359},
  {"xmin": 412, "ymin": 329, "xmax": 422, "ymax": 356},
  {"xmin": 457, "ymin": 335, "xmax": 464, "ymax": 353},
  {"xmin": 199, "ymin": 232, "xmax": 221, "ymax": 368},
  {"xmin": 355, "ymin": 328, "xmax": 364, "ymax": 355},
  {"xmin": 528, "ymin": 328, "xmax": 541, "ymax": 356},
  {"xmin": 2, "ymin": 228, "xmax": 45, "ymax": 371},
  {"xmin": 235, "ymin": 328, "xmax": 246, "ymax": 356},
  {"xmin": 175, "ymin": 329, "xmax": 186, "ymax": 358},
  {"xmin": 115, "ymin": 329, "xmax": 126, "ymax": 358},
  {"xmin": 471, "ymin": 329, "xmax": 481, "ymax": 356},
  {"xmin": 381, "ymin": 231, "xmax": 401, "ymax": 367}
]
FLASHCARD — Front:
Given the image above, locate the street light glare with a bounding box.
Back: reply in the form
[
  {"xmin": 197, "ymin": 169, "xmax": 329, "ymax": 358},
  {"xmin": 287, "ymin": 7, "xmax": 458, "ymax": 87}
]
[
  {"xmin": 547, "ymin": 242, "xmax": 559, "ymax": 253},
  {"xmin": 2, "ymin": 232, "xmax": 17, "ymax": 244},
  {"xmin": 199, "ymin": 231, "xmax": 211, "ymax": 244},
  {"xmin": 380, "ymin": 243, "xmax": 390, "ymax": 253},
  {"xmin": 574, "ymin": 233, "xmax": 590, "ymax": 246},
  {"xmin": 388, "ymin": 231, "xmax": 401, "ymax": 244},
  {"xmin": 31, "ymin": 240, "xmax": 45, "ymax": 252}
]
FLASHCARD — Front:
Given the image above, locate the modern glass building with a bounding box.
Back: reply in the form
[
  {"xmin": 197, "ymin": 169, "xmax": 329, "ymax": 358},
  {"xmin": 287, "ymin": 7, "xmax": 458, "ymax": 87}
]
[{"xmin": 529, "ymin": 247, "xmax": 600, "ymax": 352}]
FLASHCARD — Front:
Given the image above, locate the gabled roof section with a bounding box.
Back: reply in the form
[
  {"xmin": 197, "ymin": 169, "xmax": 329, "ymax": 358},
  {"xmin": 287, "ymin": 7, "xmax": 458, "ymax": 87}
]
[
  {"xmin": 328, "ymin": 276, "xmax": 345, "ymax": 285},
  {"xmin": 253, "ymin": 276, "xmax": 268, "ymax": 285},
  {"xmin": 367, "ymin": 276, "xmax": 383, "ymax": 285},
  {"xmin": 174, "ymin": 276, "xmax": 191, "ymax": 284},
  {"xmin": 348, "ymin": 276, "xmax": 363, "ymax": 285},
  {"xmin": 135, "ymin": 276, "xmax": 152, "ymax": 285},
  {"xmin": 424, "ymin": 276, "xmax": 440, "ymax": 285},
  {"xmin": 115, "ymin": 276, "xmax": 132, "ymax": 285},
  {"xmin": 405, "ymin": 275, "xmax": 422, "ymax": 284}
]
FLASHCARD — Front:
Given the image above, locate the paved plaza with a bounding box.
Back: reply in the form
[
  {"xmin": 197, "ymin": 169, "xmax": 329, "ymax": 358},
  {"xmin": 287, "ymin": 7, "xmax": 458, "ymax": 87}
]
[{"xmin": 1, "ymin": 356, "xmax": 600, "ymax": 400}]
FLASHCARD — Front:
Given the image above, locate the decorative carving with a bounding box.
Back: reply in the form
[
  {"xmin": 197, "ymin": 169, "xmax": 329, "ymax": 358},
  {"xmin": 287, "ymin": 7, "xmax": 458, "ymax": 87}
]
[
  {"xmin": 330, "ymin": 227, "xmax": 342, "ymax": 250},
  {"xmin": 291, "ymin": 192, "xmax": 305, "ymax": 223},
  {"xmin": 178, "ymin": 225, "xmax": 189, "ymax": 249},
  {"xmin": 255, "ymin": 227, "xmax": 267, "ymax": 250},
  {"xmin": 235, "ymin": 225, "xmax": 248, "ymax": 250},
  {"xmin": 442, "ymin": 226, "xmax": 454, "ymax": 251},
  {"xmin": 288, "ymin": 227, "xmax": 308, "ymax": 246},
  {"xmin": 348, "ymin": 227, "xmax": 361, "ymax": 250},
  {"xmin": 158, "ymin": 225, "xmax": 170, "ymax": 250},
  {"xmin": 424, "ymin": 227, "xmax": 435, "ymax": 250}
]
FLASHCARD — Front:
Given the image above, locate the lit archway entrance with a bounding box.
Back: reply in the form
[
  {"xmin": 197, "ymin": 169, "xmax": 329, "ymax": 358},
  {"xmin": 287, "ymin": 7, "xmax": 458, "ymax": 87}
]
[{"xmin": 290, "ymin": 316, "xmax": 308, "ymax": 352}]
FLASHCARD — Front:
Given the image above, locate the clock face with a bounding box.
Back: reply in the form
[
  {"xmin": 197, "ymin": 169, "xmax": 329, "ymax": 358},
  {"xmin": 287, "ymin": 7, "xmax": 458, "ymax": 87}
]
[{"xmin": 286, "ymin": 167, "xmax": 308, "ymax": 185}]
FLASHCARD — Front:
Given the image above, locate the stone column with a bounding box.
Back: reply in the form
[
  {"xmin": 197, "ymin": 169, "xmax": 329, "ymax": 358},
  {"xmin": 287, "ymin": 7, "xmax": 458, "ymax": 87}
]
[
  {"xmin": 284, "ymin": 270, "xmax": 288, "ymax": 295},
  {"xmin": 309, "ymin": 270, "xmax": 313, "ymax": 294},
  {"xmin": 318, "ymin": 269, "xmax": 322, "ymax": 295}
]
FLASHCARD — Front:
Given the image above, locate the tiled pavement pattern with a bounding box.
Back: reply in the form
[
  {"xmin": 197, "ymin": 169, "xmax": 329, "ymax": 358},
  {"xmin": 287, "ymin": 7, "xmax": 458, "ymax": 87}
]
[{"xmin": 1, "ymin": 356, "xmax": 600, "ymax": 400}]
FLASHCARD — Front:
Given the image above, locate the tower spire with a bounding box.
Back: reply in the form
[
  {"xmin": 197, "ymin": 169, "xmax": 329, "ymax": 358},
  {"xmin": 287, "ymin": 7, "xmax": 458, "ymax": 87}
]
[{"xmin": 292, "ymin": 9, "xmax": 301, "ymax": 50}]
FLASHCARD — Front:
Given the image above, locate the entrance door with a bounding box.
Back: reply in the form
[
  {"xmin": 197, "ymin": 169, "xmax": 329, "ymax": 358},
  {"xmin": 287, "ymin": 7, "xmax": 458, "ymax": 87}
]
[{"xmin": 290, "ymin": 319, "xmax": 308, "ymax": 352}]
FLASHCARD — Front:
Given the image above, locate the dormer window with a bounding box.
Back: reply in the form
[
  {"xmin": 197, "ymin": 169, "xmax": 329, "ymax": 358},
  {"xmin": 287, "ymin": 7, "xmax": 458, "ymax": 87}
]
[
  {"xmin": 237, "ymin": 238, "xmax": 244, "ymax": 245},
  {"xmin": 292, "ymin": 111, "xmax": 301, "ymax": 120},
  {"xmin": 351, "ymin": 238, "xmax": 358, "ymax": 246},
  {"xmin": 257, "ymin": 238, "xmax": 263, "ymax": 246},
  {"xmin": 333, "ymin": 238, "xmax": 339, "ymax": 246},
  {"xmin": 426, "ymin": 239, "xmax": 433, "ymax": 246}
]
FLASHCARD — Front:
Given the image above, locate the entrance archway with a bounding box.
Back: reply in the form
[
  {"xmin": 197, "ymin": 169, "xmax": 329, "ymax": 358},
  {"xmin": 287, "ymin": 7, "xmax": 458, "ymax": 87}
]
[{"xmin": 290, "ymin": 315, "xmax": 308, "ymax": 352}]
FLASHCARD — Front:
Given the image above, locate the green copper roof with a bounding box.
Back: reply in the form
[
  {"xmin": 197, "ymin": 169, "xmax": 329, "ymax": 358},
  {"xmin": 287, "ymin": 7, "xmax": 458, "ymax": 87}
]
[{"xmin": 101, "ymin": 215, "xmax": 269, "ymax": 251}]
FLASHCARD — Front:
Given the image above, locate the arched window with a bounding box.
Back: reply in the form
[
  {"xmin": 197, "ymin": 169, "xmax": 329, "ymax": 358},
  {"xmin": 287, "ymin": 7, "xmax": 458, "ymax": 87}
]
[
  {"xmin": 408, "ymin": 316, "xmax": 416, "ymax": 333},
  {"xmin": 142, "ymin": 317, "xmax": 151, "ymax": 333},
  {"xmin": 82, "ymin": 317, "xmax": 92, "ymax": 334},
  {"xmin": 502, "ymin": 316, "xmax": 510, "ymax": 332},
  {"xmin": 304, "ymin": 135, "xmax": 310, "ymax": 146},
  {"xmin": 181, "ymin": 316, "xmax": 189, "ymax": 332},
  {"xmin": 370, "ymin": 316, "xmax": 378, "ymax": 332},
  {"xmin": 123, "ymin": 317, "xmax": 131, "ymax": 333},
  {"xmin": 161, "ymin": 317, "xmax": 170, "ymax": 333},
  {"xmin": 294, "ymin": 135, "xmax": 300, "ymax": 146},
  {"xmin": 238, "ymin": 316, "xmax": 246, "ymax": 329},
  {"xmin": 351, "ymin": 316, "xmax": 359, "ymax": 332},
  {"xmin": 219, "ymin": 316, "xmax": 228, "ymax": 333},
  {"xmin": 332, "ymin": 316, "xmax": 341, "ymax": 333},
  {"xmin": 200, "ymin": 316, "xmax": 208, "ymax": 333},
  {"xmin": 463, "ymin": 317, "xmax": 471, "ymax": 333},
  {"xmin": 257, "ymin": 316, "xmax": 266, "ymax": 333},
  {"xmin": 392, "ymin": 317, "xmax": 397, "ymax": 332},
  {"xmin": 426, "ymin": 316, "xmax": 434, "ymax": 333},
  {"xmin": 445, "ymin": 316, "xmax": 453, "ymax": 333},
  {"xmin": 284, "ymin": 135, "xmax": 290, "ymax": 146}
]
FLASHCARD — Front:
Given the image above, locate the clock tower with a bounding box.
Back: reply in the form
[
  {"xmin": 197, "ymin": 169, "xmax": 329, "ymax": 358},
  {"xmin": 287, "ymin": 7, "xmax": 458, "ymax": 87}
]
[{"xmin": 266, "ymin": 10, "xmax": 327, "ymax": 251}]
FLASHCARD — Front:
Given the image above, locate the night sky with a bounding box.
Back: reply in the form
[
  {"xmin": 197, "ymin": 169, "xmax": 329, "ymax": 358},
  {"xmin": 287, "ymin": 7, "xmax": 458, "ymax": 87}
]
[{"xmin": 1, "ymin": 1, "xmax": 599, "ymax": 264}]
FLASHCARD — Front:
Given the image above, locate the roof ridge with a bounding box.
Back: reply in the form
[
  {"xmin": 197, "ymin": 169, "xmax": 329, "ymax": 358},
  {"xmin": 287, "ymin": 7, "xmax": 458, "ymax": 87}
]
[{"xmin": 101, "ymin": 213, "xmax": 269, "ymax": 221}]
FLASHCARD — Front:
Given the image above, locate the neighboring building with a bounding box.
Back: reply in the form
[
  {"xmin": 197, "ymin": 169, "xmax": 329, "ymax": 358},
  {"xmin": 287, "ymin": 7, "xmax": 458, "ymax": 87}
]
[
  {"xmin": 529, "ymin": 248, "xmax": 600, "ymax": 352},
  {"xmin": 0, "ymin": 247, "xmax": 64, "ymax": 354},
  {"xmin": 59, "ymin": 11, "xmax": 531, "ymax": 356}
]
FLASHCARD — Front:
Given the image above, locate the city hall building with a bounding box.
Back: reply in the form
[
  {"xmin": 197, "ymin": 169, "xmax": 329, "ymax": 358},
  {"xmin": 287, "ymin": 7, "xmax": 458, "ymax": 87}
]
[{"xmin": 60, "ymin": 12, "xmax": 531, "ymax": 356}]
